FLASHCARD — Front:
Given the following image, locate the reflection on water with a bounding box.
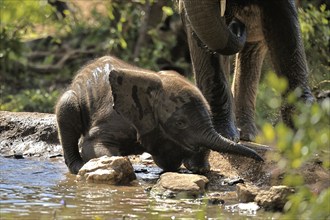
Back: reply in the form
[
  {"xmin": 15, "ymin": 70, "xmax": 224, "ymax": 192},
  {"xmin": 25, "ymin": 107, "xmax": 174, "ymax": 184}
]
[{"xmin": 0, "ymin": 156, "xmax": 274, "ymax": 219}]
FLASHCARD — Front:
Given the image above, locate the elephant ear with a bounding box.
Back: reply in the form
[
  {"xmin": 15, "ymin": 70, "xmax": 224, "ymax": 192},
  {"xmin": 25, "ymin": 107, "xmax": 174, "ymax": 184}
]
[{"xmin": 109, "ymin": 68, "xmax": 162, "ymax": 137}]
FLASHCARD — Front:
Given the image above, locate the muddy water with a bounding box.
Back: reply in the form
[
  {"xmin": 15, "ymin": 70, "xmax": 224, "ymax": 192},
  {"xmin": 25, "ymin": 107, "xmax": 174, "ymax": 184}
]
[{"xmin": 0, "ymin": 157, "xmax": 275, "ymax": 219}]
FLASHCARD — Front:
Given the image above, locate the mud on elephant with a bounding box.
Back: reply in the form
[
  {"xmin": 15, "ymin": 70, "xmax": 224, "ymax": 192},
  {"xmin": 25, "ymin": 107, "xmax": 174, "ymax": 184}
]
[
  {"xmin": 55, "ymin": 56, "xmax": 263, "ymax": 174},
  {"xmin": 179, "ymin": 0, "xmax": 314, "ymax": 141}
]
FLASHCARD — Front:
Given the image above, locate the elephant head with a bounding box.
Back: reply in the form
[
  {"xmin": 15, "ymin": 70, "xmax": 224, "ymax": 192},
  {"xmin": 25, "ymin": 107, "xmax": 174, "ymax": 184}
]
[
  {"xmin": 181, "ymin": 0, "xmax": 246, "ymax": 55},
  {"xmin": 109, "ymin": 68, "xmax": 263, "ymax": 162}
]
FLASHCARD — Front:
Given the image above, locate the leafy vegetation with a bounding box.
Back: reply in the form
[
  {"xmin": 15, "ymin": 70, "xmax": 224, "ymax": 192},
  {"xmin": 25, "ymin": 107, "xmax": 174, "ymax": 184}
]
[
  {"xmin": 299, "ymin": 4, "xmax": 330, "ymax": 90},
  {"xmin": 1, "ymin": 0, "xmax": 178, "ymax": 113},
  {"xmin": 255, "ymin": 6, "xmax": 330, "ymax": 217},
  {"xmin": 257, "ymin": 71, "xmax": 330, "ymax": 219},
  {"xmin": 0, "ymin": 88, "xmax": 59, "ymax": 112}
]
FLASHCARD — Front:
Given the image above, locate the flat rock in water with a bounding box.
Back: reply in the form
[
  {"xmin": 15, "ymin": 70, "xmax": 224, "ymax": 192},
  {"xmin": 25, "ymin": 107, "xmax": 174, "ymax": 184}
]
[
  {"xmin": 150, "ymin": 172, "xmax": 209, "ymax": 199},
  {"xmin": 255, "ymin": 185, "xmax": 294, "ymax": 211},
  {"xmin": 77, "ymin": 156, "xmax": 136, "ymax": 185}
]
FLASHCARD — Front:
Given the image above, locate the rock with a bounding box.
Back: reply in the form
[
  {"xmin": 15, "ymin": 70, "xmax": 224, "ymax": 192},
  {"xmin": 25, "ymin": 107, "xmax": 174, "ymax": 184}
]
[
  {"xmin": 0, "ymin": 111, "xmax": 61, "ymax": 157},
  {"xmin": 237, "ymin": 183, "xmax": 295, "ymax": 211},
  {"xmin": 255, "ymin": 185, "xmax": 294, "ymax": 211},
  {"xmin": 236, "ymin": 183, "xmax": 260, "ymax": 203},
  {"xmin": 77, "ymin": 156, "xmax": 136, "ymax": 185},
  {"xmin": 150, "ymin": 172, "xmax": 209, "ymax": 199}
]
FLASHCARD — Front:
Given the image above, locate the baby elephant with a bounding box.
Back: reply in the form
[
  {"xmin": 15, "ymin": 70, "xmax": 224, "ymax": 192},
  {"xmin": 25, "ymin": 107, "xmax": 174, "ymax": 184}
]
[{"xmin": 55, "ymin": 56, "xmax": 263, "ymax": 174}]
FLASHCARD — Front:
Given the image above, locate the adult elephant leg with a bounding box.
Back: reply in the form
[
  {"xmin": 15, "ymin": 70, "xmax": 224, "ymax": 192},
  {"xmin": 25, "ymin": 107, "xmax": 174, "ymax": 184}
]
[
  {"xmin": 180, "ymin": 5, "xmax": 239, "ymax": 173},
  {"xmin": 184, "ymin": 21, "xmax": 239, "ymax": 142},
  {"xmin": 232, "ymin": 40, "xmax": 268, "ymax": 141},
  {"xmin": 260, "ymin": 0, "xmax": 314, "ymax": 127}
]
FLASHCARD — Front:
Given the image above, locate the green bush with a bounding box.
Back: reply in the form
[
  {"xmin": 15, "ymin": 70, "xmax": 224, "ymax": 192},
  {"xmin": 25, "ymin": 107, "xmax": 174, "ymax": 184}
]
[
  {"xmin": 0, "ymin": 88, "xmax": 59, "ymax": 113},
  {"xmin": 257, "ymin": 71, "xmax": 330, "ymax": 219},
  {"xmin": 0, "ymin": 0, "xmax": 177, "ymax": 112},
  {"xmin": 247, "ymin": 5, "xmax": 330, "ymax": 218},
  {"xmin": 299, "ymin": 4, "xmax": 330, "ymax": 89},
  {"xmin": 0, "ymin": 0, "xmax": 56, "ymax": 73}
]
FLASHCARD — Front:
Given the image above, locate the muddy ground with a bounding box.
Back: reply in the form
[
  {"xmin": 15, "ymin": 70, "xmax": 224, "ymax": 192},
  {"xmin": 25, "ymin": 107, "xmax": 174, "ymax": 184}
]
[{"xmin": 1, "ymin": 110, "xmax": 329, "ymax": 203}]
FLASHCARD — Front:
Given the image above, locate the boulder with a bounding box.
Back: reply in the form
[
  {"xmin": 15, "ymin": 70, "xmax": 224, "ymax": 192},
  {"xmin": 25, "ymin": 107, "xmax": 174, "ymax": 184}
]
[
  {"xmin": 255, "ymin": 185, "xmax": 294, "ymax": 211},
  {"xmin": 0, "ymin": 111, "xmax": 61, "ymax": 158},
  {"xmin": 150, "ymin": 172, "xmax": 209, "ymax": 199},
  {"xmin": 236, "ymin": 183, "xmax": 260, "ymax": 203},
  {"xmin": 236, "ymin": 183, "xmax": 294, "ymax": 211},
  {"xmin": 77, "ymin": 156, "xmax": 136, "ymax": 185}
]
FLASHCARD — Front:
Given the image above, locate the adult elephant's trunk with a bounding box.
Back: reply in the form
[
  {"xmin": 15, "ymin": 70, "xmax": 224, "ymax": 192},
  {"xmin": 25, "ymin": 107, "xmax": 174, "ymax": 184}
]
[
  {"xmin": 183, "ymin": 0, "xmax": 246, "ymax": 55},
  {"xmin": 200, "ymin": 128, "xmax": 264, "ymax": 161}
]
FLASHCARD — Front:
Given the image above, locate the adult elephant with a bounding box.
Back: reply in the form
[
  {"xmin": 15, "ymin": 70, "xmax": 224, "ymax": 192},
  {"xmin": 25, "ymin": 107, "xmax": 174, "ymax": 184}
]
[{"xmin": 179, "ymin": 0, "xmax": 314, "ymax": 141}]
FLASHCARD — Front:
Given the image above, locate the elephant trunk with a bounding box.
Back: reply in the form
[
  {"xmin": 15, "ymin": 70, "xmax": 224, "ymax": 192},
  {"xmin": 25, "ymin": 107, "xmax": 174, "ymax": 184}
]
[
  {"xmin": 183, "ymin": 0, "xmax": 246, "ymax": 55},
  {"xmin": 201, "ymin": 128, "xmax": 264, "ymax": 162}
]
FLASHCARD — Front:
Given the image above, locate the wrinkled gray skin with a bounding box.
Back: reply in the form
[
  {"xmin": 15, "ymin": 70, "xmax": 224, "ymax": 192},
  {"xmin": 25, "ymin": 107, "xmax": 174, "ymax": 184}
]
[
  {"xmin": 180, "ymin": 0, "xmax": 314, "ymax": 141},
  {"xmin": 55, "ymin": 56, "xmax": 263, "ymax": 174}
]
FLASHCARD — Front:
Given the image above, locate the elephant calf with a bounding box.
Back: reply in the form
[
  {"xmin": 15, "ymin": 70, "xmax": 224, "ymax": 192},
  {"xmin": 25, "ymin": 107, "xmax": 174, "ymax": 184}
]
[{"xmin": 55, "ymin": 56, "xmax": 263, "ymax": 174}]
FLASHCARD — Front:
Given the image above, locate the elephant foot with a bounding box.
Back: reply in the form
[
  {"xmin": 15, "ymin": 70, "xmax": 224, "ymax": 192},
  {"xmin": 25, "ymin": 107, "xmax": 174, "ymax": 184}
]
[
  {"xmin": 183, "ymin": 150, "xmax": 210, "ymax": 174},
  {"xmin": 184, "ymin": 159, "xmax": 210, "ymax": 174},
  {"xmin": 238, "ymin": 122, "xmax": 258, "ymax": 142},
  {"xmin": 215, "ymin": 121, "xmax": 240, "ymax": 143},
  {"xmin": 66, "ymin": 159, "xmax": 85, "ymax": 174},
  {"xmin": 152, "ymin": 155, "xmax": 183, "ymax": 172},
  {"xmin": 281, "ymin": 89, "xmax": 314, "ymax": 129}
]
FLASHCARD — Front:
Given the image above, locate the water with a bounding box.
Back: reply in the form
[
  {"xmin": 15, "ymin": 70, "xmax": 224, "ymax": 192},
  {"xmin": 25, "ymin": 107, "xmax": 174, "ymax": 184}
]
[{"xmin": 0, "ymin": 156, "xmax": 276, "ymax": 219}]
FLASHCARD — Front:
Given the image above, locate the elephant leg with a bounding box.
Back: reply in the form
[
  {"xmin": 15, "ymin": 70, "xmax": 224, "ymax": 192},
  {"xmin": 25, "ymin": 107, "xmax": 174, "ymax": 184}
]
[
  {"xmin": 56, "ymin": 90, "xmax": 84, "ymax": 174},
  {"xmin": 80, "ymin": 140, "xmax": 117, "ymax": 163},
  {"xmin": 150, "ymin": 139, "xmax": 184, "ymax": 172},
  {"xmin": 183, "ymin": 14, "xmax": 239, "ymax": 141},
  {"xmin": 183, "ymin": 150, "xmax": 210, "ymax": 174},
  {"xmin": 152, "ymin": 154, "xmax": 183, "ymax": 172},
  {"xmin": 260, "ymin": 0, "xmax": 314, "ymax": 127},
  {"xmin": 80, "ymin": 128, "xmax": 121, "ymax": 162},
  {"xmin": 232, "ymin": 40, "xmax": 268, "ymax": 141}
]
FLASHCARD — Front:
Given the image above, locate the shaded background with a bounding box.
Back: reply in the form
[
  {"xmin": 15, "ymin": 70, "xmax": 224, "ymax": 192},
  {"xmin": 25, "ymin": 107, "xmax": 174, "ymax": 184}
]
[{"xmin": 0, "ymin": 0, "xmax": 329, "ymax": 122}]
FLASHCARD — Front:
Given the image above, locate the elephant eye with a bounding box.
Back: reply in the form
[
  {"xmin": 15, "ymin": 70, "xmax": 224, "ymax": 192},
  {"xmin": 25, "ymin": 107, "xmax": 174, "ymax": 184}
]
[{"xmin": 175, "ymin": 119, "xmax": 187, "ymax": 129}]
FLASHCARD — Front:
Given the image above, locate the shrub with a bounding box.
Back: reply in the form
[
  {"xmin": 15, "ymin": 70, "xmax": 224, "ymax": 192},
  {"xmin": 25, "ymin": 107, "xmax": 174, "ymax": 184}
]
[
  {"xmin": 257, "ymin": 71, "xmax": 330, "ymax": 219},
  {"xmin": 299, "ymin": 4, "xmax": 330, "ymax": 90}
]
